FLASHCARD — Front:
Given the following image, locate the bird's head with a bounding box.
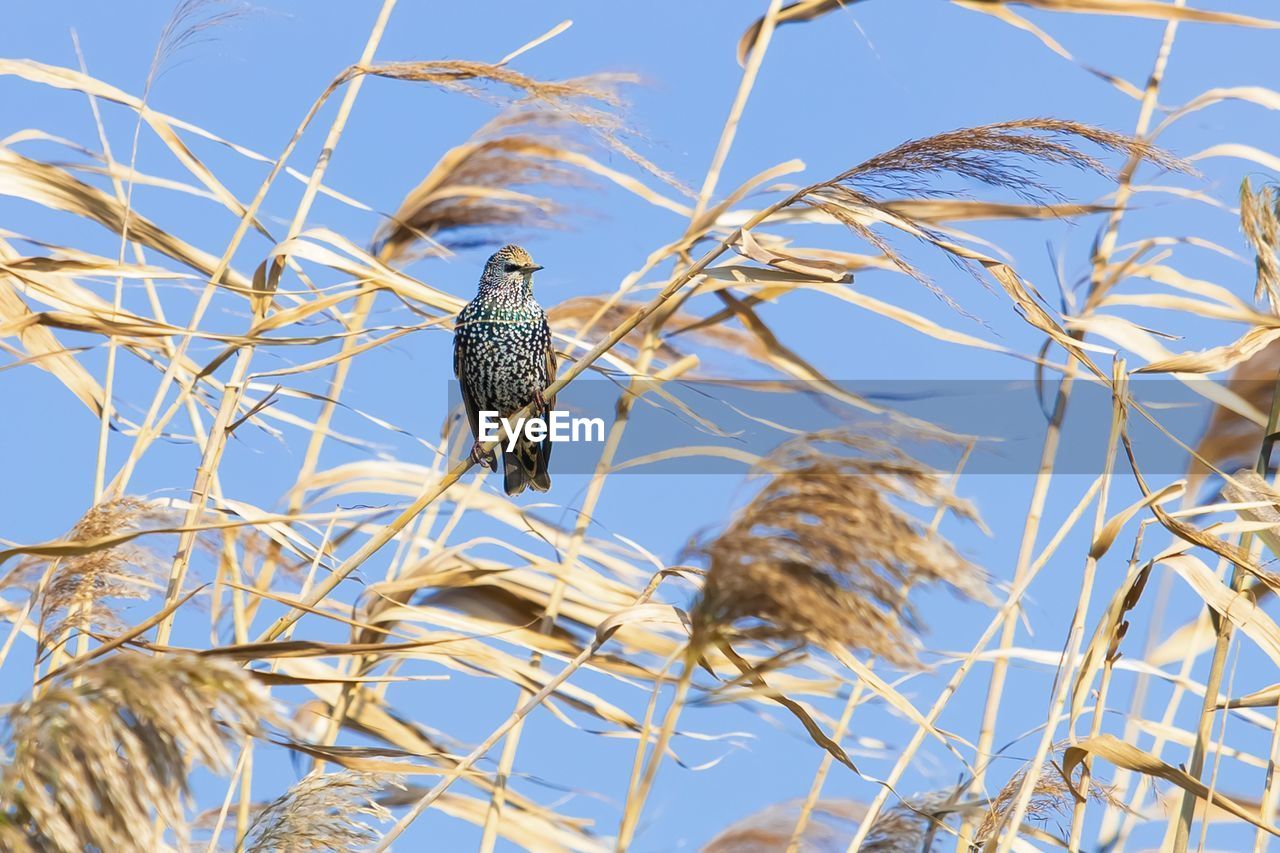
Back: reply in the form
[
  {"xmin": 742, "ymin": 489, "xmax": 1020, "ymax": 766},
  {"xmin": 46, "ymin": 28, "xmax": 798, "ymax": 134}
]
[{"xmin": 481, "ymin": 244, "xmax": 544, "ymax": 291}]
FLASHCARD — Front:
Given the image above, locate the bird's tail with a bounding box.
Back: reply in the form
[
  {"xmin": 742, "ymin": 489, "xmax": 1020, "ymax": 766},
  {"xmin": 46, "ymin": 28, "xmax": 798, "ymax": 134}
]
[{"xmin": 503, "ymin": 437, "xmax": 550, "ymax": 497}]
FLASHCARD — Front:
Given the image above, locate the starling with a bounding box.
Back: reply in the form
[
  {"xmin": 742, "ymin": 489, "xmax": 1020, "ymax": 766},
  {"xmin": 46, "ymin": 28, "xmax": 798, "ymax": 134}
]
[{"xmin": 453, "ymin": 244, "xmax": 557, "ymax": 496}]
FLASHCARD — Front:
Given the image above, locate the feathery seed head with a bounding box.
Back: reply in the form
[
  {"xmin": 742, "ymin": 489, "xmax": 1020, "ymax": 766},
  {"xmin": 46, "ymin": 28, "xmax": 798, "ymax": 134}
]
[
  {"xmin": 0, "ymin": 653, "xmax": 278, "ymax": 852},
  {"xmin": 688, "ymin": 430, "xmax": 991, "ymax": 663}
]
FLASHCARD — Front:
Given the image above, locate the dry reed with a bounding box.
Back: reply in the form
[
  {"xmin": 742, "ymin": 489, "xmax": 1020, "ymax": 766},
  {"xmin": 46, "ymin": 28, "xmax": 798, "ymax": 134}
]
[{"xmin": 0, "ymin": 3, "xmax": 1276, "ymax": 851}]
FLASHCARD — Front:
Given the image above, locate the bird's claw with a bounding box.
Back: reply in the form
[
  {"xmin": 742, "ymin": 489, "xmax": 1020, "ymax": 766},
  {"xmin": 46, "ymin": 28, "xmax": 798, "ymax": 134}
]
[
  {"xmin": 532, "ymin": 388, "xmax": 548, "ymax": 411},
  {"xmin": 469, "ymin": 441, "xmax": 493, "ymax": 469}
]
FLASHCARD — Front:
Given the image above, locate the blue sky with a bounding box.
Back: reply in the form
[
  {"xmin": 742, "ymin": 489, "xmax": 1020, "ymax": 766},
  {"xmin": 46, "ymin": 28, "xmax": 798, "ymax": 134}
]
[{"xmin": 2, "ymin": 1, "xmax": 1280, "ymax": 850}]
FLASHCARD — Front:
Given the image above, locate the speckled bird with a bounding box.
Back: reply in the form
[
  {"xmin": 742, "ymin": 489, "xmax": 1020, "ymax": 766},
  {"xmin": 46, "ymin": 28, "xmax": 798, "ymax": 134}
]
[{"xmin": 453, "ymin": 245, "xmax": 557, "ymax": 496}]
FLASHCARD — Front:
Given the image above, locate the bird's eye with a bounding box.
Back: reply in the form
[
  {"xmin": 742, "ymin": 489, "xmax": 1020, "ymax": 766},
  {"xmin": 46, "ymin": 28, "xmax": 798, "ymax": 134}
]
[{"xmin": 504, "ymin": 262, "xmax": 518, "ymax": 272}]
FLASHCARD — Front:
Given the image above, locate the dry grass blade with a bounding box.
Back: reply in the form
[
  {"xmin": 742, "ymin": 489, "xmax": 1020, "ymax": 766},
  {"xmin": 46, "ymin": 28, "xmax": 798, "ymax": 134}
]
[
  {"xmin": 737, "ymin": 0, "xmax": 862, "ymax": 65},
  {"xmin": 989, "ymin": 0, "xmax": 1280, "ymax": 27},
  {"xmin": 244, "ymin": 770, "xmax": 401, "ymax": 852},
  {"xmin": 0, "ymin": 652, "xmax": 276, "ymax": 853},
  {"xmin": 690, "ymin": 429, "xmax": 990, "ymax": 665},
  {"xmin": 0, "ymin": 271, "xmax": 104, "ymax": 416},
  {"xmin": 1224, "ymin": 469, "xmax": 1280, "ymax": 560},
  {"xmin": 0, "ymin": 146, "xmax": 252, "ymax": 291},
  {"xmin": 737, "ymin": 0, "xmax": 1280, "ymax": 63},
  {"xmin": 550, "ymin": 294, "xmax": 767, "ymax": 363}
]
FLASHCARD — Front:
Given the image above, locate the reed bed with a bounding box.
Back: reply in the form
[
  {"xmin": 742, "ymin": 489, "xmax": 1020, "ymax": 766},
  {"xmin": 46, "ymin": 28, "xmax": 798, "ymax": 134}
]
[{"xmin": 1, "ymin": 1, "xmax": 1279, "ymax": 851}]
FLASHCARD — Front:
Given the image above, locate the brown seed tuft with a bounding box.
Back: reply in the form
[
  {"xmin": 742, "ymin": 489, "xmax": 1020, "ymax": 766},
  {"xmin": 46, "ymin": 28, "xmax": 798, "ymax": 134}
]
[
  {"xmin": 0, "ymin": 652, "xmax": 277, "ymax": 852},
  {"xmin": 702, "ymin": 795, "xmax": 956, "ymax": 852},
  {"xmin": 244, "ymin": 770, "xmax": 401, "ymax": 852},
  {"xmin": 1241, "ymin": 177, "xmax": 1280, "ymax": 312},
  {"xmin": 33, "ymin": 498, "xmax": 171, "ymax": 650},
  {"xmin": 975, "ymin": 751, "xmax": 1119, "ymax": 846},
  {"xmin": 690, "ymin": 430, "xmax": 990, "ymax": 664},
  {"xmin": 796, "ymin": 119, "xmax": 1184, "ymax": 312}
]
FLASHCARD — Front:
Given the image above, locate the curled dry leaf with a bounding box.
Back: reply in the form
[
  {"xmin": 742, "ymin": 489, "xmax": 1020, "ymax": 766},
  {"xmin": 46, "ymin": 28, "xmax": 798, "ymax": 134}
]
[
  {"xmin": 734, "ymin": 229, "xmax": 850, "ymax": 282},
  {"xmin": 1061, "ymin": 735, "xmax": 1280, "ymax": 836},
  {"xmin": 1187, "ymin": 339, "xmax": 1280, "ymax": 498}
]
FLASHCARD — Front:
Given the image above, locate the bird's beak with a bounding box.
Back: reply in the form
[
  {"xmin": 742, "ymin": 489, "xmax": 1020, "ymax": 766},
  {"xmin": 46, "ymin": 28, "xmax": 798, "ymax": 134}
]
[{"xmin": 521, "ymin": 263, "xmax": 544, "ymax": 273}]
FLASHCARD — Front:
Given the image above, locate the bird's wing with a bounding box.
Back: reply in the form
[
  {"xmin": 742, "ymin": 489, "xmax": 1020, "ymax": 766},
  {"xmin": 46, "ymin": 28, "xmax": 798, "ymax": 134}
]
[
  {"xmin": 453, "ymin": 322, "xmax": 483, "ymax": 446},
  {"xmin": 539, "ymin": 318, "xmax": 558, "ymax": 469},
  {"xmin": 543, "ymin": 322, "xmax": 558, "ymax": 412}
]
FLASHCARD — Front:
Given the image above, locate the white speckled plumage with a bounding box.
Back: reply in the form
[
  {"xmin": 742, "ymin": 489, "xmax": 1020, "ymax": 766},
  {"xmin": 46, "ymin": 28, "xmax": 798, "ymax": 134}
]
[{"xmin": 453, "ymin": 245, "xmax": 557, "ymax": 495}]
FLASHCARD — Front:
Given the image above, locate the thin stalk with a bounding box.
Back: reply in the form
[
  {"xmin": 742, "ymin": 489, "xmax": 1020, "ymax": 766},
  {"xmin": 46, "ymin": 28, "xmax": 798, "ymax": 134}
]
[
  {"xmin": 475, "ymin": 7, "xmax": 781, "ymax": 833},
  {"xmin": 619, "ymin": 651, "xmax": 682, "ymax": 837},
  {"xmin": 91, "ymin": 14, "xmax": 165, "ymax": 504},
  {"xmin": 235, "ymin": 742, "xmax": 254, "ymax": 850},
  {"xmin": 252, "ymin": 186, "xmax": 818, "ymax": 645},
  {"xmin": 993, "ymin": 363, "xmax": 1125, "ymax": 853},
  {"xmin": 1172, "ymin": 367, "xmax": 1280, "ymax": 852},
  {"xmin": 963, "ymin": 358, "xmax": 1076, "ymax": 844},
  {"xmin": 155, "ymin": 0, "xmax": 398, "ymax": 647},
  {"xmin": 1197, "ymin": 643, "xmax": 1241, "ymax": 853},
  {"xmin": 1101, "ymin": 604, "xmax": 1207, "ymax": 851},
  {"xmin": 205, "ymin": 746, "xmax": 251, "ymax": 853},
  {"xmin": 846, "ymin": 474, "xmax": 1105, "ymax": 851},
  {"xmin": 786, "ymin": 680, "xmax": 866, "ymax": 853},
  {"xmin": 1255, "ymin": 675, "xmax": 1280, "ymax": 852},
  {"xmin": 959, "ymin": 11, "xmax": 1181, "ymax": 845},
  {"xmin": 1095, "ymin": 533, "xmax": 1175, "ymax": 846},
  {"xmin": 1068, "ymin": 522, "xmax": 1148, "ymax": 848},
  {"xmin": 73, "ymin": 31, "xmax": 175, "ymax": 665},
  {"xmin": 689, "ymin": 0, "xmax": 781, "ymax": 224},
  {"xmin": 372, "ymin": 570, "xmax": 674, "ymax": 851},
  {"xmin": 617, "ymin": 642, "xmax": 699, "ymax": 852}
]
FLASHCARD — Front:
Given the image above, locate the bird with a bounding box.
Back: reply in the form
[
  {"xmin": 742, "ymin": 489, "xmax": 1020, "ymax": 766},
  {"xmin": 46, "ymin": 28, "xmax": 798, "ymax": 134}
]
[{"xmin": 453, "ymin": 244, "xmax": 557, "ymax": 496}]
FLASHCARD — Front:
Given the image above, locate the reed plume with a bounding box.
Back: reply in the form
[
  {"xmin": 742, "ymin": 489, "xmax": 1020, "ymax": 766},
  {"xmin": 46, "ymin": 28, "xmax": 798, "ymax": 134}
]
[
  {"xmin": 690, "ymin": 429, "xmax": 990, "ymax": 664},
  {"xmin": 33, "ymin": 498, "xmax": 170, "ymax": 651},
  {"xmin": 245, "ymin": 770, "xmax": 400, "ymax": 852},
  {"xmin": 0, "ymin": 652, "xmax": 276, "ymax": 853}
]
